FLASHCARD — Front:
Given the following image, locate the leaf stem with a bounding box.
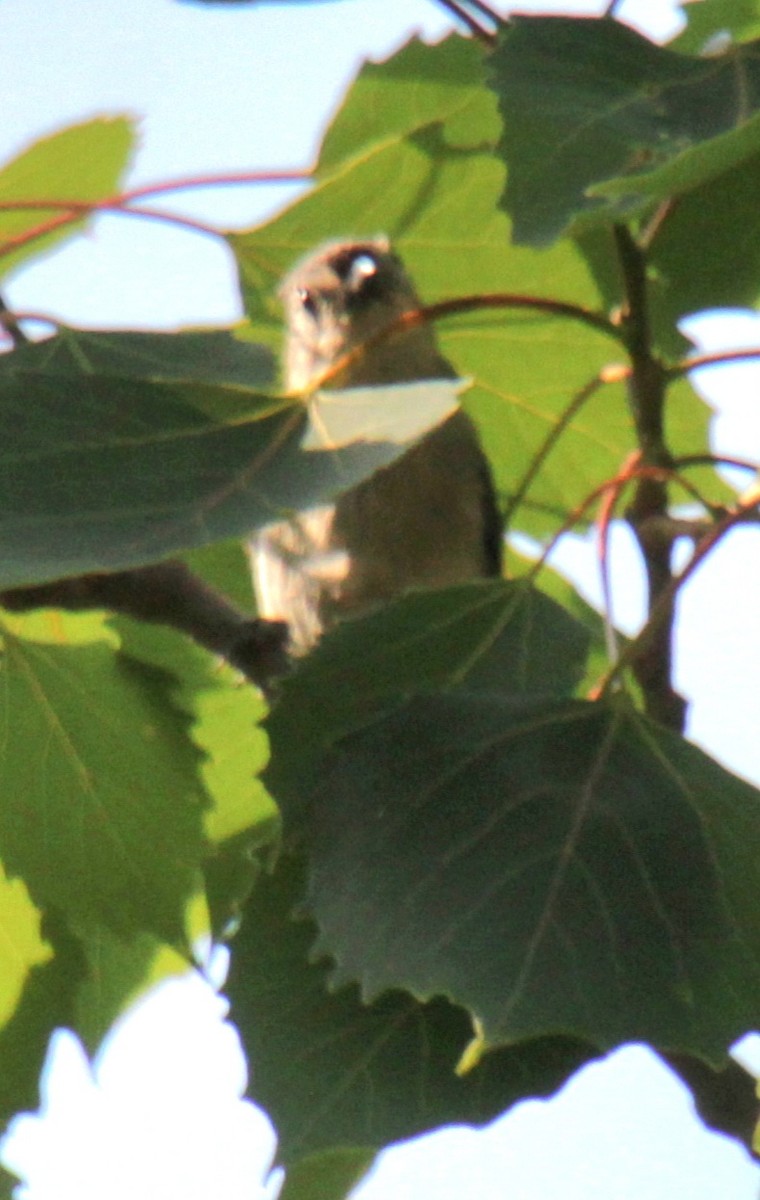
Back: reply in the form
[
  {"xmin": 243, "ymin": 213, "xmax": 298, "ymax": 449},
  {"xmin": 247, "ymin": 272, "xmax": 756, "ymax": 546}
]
[
  {"xmin": 116, "ymin": 167, "xmax": 311, "ymax": 203},
  {"xmin": 593, "ymin": 456, "xmax": 714, "ymax": 673},
  {"xmin": 0, "ymin": 167, "xmax": 313, "ymax": 262},
  {"xmin": 675, "ymin": 452, "xmax": 759, "ymax": 475},
  {"xmin": 0, "ymin": 200, "xmax": 222, "ymax": 262},
  {"xmin": 416, "ymin": 292, "xmax": 621, "ymax": 341},
  {"xmin": 525, "ymin": 460, "xmax": 708, "ymax": 593},
  {"xmin": 310, "ymin": 293, "xmax": 622, "ymax": 395},
  {"xmin": 667, "ymin": 346, "xmax": 760, "ymax": 379},
  {"xmin": 597, "ymin": 493, "xmax": 760, "ymax": 700}
]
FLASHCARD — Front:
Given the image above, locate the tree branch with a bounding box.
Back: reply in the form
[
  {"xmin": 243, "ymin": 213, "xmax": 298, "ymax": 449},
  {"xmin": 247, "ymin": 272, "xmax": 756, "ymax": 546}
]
[
  {"xmin": 0, "ymin": 561, "xmax": 290, "ymax": 692},
  {"xmin": 433, "ymin": 0, "xmax": 495, "ymax": 42},
  {"xmin": 613, "ymin": 224, "xmax": 684, "ymax": 730}
]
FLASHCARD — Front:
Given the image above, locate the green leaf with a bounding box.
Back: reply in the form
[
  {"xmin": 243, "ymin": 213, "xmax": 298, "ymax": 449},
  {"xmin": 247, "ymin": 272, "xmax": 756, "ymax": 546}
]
[
  {"xmin": 0, "ymin": 601, "xmax": 270, "ymax": 1047},
  {"xmin": 0, "ymin": 908, "xmax": 192, "ymax": 1136},
  {"xmin": 108, "ymin": 604, "xmax": 280, "ymax": 940},
  {"xmin": 643, "ymin": 151, "xmax": 760, "ymax": 334},
  {"xmin": 6, "ymin": 327, "xmax": 276, "ymax": 388},
  {"xmin": 0, "ymin": 911, "xmax": 87, "ymax": 1127},
  {"xmin": 489, "ymin": 16, "xmax": 760, "ymax": 245},
  {"xmin": 183, "ymin": 537, "xmax": 256, "ymax": 612},
  {"xmin": 0, "ymin": 617, "xmax": 209, "ymax": 944},
  {"xmin": 284, "ymin": 695, "xmax": 760, "ymax": 1061},
  {"xmin": 317, "ymin": 35, "xmax": 500, "ymax": 176},
  {"xmin": 108, "ymin": 612, "xmax": 275, "ymax": 846},
  {"xmin": 265, "ymin": 579, "xmax": 591, "ymax": 814},
  {"xmin": 0, "ymin": 865, "xmax": 50, "ymax": 1035},
  {"xmin": 73, "ymin": 928, "xmax": 193, "ymax": 1053},
  {"xmin": 279, "ymin": 1149, "xmax": 376, "ymax": 1200},
  {"xmin": 672, "ymin": 0, "xmax": 760, "ymax": 54},
  {"xmin": 575, "ymin": 154, "xmax": 760, "ymax": 352},
  {"xmin": 230, "ymin": 34, "xmax": 724, "ymax": 536},
  {"xmin": 0, "ymin": 1165, "xmax": 18, "ymax": 1200},
  {"xmin": 0, "ymin": 118, "xmax": 134, "ymax": 280},
  {"xmin": 226, "ymin": 854, "xmax": 596, "ymax": 1162},
  {"xmin": 0, "ymin": 345, "xmax": 461, "ymax": 587}
]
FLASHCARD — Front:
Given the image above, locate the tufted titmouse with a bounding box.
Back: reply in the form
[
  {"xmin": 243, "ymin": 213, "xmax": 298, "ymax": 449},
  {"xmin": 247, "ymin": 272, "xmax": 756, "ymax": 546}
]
[{"xmin": 250, "ymin": 238, "xmax": 502, "ymax": 655}]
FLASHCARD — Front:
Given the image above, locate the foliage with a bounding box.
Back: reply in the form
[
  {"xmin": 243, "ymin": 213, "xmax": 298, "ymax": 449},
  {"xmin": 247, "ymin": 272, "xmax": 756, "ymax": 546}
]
[{"xmin": 2, "ymin": 4, "xmax": 760, "ymax": 1198}]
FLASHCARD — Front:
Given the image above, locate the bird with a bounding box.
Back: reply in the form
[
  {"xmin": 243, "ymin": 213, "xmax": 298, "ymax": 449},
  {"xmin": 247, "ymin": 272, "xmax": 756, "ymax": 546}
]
[{"xmin": 249, "ymin": 237, "xmax": 502, "ymax": 656}]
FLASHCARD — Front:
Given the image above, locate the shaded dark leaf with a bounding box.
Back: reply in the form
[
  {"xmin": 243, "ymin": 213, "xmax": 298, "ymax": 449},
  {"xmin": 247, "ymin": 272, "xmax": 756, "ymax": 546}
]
[
  {"xmin": 0, "ymin": 351, "xmax": 459, "ymax": 587},
  {"xmin": 5, "ymin": 327, "xmax": 276, "ymax": 389},
  {"xmin": 288, "ymin": 694, "xmax": 760, "ymax": 1060},
  {"xmin": 490, "ymin": 16, "xmax": 760, "ymax": 245},
  {"xmin": 279, "ymin": 1149, "xmax": 375, "ymax": 1200},
  {"xmin": 265, "ymin": 579, "xmax": 591, "ymax": 816},
  {"xmin": 0, "ymin": 911, "xmax": 87, "ymax": 1127},
  {"xmin": 0, "ymin": 627, "xmax": 209, "ymax": 943},
  {"xmin": 226, "ymin": 854, "xmax": 596, "ymax": 1162}
]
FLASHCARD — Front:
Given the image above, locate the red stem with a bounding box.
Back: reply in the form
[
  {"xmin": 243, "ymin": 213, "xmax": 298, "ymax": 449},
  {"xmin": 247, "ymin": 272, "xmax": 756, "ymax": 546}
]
[
  {"xmin": 0, "ymin": 166, "xmax": 313, "ymax": 260},
  {"xmin": 668, "ymin": 346, "xmax": 760, "ymax": 378}
]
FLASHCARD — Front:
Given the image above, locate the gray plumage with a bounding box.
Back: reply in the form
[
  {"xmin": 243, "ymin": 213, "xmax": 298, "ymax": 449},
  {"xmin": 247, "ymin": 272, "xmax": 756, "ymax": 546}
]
[{"xmin": 250, "ymin": 238, "xmax": 502, "ymax": 655}]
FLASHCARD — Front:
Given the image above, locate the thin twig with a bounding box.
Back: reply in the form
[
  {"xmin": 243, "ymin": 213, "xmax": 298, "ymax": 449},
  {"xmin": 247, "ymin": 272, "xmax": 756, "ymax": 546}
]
[
  {"xmin": 118, "ymin": 167, "xmax": 311, "ymax": 203},
  {"xmin": 525, "ymin": 462, "xmax": 674, "ymax": 588},
  {"xmin": 463, "ymin": 0, "xmax": 504, "ymax": 27},
  {"xmin": 0, "ymin": 295, "xmax": 29, "ymax": 346},
  {"xmin": 0, "ymin": 166, "xmax": 313, "ymax": 262},
  {"xmin": 597, "ymin": 493, "xmax": 760, "ymax": 700},
  {"xmin": 0, "ymin": 200, "xmax": 221, "ymax": 262},
  {"xmin": 433, "ymin": 0, "xmax": 494, "ymax": 42},
  {"xmin": 667, "ymin": 346, "xmax": 760, "ymax": 379},
  {"xmin": 595, "ymin": 452, "xmax": 641, "ymax": 668},
  {"xmin": 593, "ymin": 455, "xmax": 715, "ymax": 672},
  {"xmin": 675, "ymin": 453, "xmax": 759, "ymax": 475},
  {"xmin": 312, "ymin": 292, "xmax": 622, "ymax": 395},
  {"xmin": 414, "ymin": 293, "xmax": 621, "ymax": 341},
  {"xmin": 638, "ymin": 198, "xmax": 679, "ymax": 251}
]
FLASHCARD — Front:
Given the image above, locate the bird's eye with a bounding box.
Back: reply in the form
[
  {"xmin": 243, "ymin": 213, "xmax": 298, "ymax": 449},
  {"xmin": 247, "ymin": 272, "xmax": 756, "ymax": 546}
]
[
  {"xmin": 346, "ymin": 254, "xmax": 378, "ymax": 290},
  {"xmin": 298, "ymin": 287, "xmax": 318, "ymax": 318}
]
